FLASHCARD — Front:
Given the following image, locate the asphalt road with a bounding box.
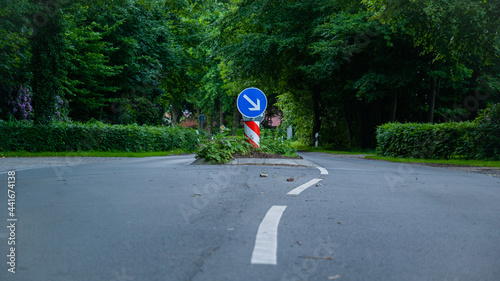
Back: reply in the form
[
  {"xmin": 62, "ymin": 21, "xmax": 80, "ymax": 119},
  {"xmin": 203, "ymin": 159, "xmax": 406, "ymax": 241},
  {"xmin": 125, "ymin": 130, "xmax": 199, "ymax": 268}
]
[{"xmin": 0, "ymin": 153, "xmax": 499, "ymax": 281}]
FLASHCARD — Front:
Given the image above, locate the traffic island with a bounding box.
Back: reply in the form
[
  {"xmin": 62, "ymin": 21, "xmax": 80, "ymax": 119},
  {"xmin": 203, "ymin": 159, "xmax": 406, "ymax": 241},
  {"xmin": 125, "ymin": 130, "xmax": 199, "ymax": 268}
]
[{"xmin": 191, "ymin": 157, "xmax": 315, "ymax": 166}]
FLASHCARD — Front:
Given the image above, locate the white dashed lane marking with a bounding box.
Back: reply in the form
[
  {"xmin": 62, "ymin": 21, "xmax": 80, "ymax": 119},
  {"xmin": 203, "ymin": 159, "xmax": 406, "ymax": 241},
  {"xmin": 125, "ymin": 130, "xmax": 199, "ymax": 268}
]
[
  {"xmin": 251, "ymin": 161, "xmax": 328, "ymax": 265},
  {"xmin": 317, "ymin": 166, "xmax": 328, "ymax": 175},
  {"xmin": 287, "ymin": 178, "xmax": 323, "ymax": 196},
  {"xmin": 251, "ymin": 205, "xmax": 287, "ymax": 265}
]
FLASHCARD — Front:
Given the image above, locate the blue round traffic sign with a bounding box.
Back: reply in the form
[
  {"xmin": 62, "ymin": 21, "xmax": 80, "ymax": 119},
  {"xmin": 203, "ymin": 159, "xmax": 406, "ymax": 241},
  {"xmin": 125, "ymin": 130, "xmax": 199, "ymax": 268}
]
[{"xmin": 237, "ymin": 88, "xmax": 267, "ymax": 118}]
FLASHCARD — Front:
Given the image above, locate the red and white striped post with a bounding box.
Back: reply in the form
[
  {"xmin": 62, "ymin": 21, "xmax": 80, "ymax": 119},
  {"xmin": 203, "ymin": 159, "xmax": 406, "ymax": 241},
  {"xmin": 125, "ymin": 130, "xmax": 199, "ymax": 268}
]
[
  {"xmin": 237, "ymin": 88, "xmax": 267, "ymax": 147},
  {"xmin": 244, "ymin": 120, "xmax": 260, "ymax": 147}
]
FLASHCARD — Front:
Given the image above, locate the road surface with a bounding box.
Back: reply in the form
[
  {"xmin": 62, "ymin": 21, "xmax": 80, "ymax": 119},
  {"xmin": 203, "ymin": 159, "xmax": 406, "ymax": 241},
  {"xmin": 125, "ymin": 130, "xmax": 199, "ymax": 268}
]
[{"xmin": 0, "ymin": 153, "xmax": 499, "ymax": 280}]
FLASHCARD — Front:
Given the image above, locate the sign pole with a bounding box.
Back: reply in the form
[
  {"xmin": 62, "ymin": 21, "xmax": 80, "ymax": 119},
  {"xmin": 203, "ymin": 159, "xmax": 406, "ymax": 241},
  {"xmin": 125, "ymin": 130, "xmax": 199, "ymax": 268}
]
[
  {"xmin": 237, "ymin": 88, "xmax": 267, "ymax": 148},
  {"xmin": 198, "ymin": 114, "xmax": 206, "ymax": 130}
]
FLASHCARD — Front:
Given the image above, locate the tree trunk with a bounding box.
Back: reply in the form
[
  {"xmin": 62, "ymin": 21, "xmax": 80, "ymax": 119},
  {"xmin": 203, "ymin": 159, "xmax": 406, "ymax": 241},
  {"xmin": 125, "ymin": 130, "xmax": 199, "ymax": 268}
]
[
  {"xmin": 311, "ymin": 85, "xmax": 321, "ymax": 145},
  {"xmin": 232, "ymin": 98, "xmax": 239, "ymax": 136},
  {"xmin": 428, "ymin": 77, "xmax": 437, "ymax": 123},
  {"xmin": 99, "ymin": 106, "xmax": 104, "ymax": 121},
  {"xmin": 391, "ymin": 89, "xmax": 398, "ymax": 122},
  {"xmin": 343, "ymin": 102, "xmax": 353, "ymax": 147},
  {"xmin": 219, "ymin": 100, "xmax": 224, "ymax": 128},
  {"xmin": 196, "ymin": 108, "xmax": 201, "ymax": 129},
  {"xmin": 358, "ymin": 100, "xmax": 369, "ymax": 149},
  {"xmin": 207, "ymin": 114, "xmax": 212, "ymax": 135},
  {"xmin": 171, "ymin": 105, "xmax": 181, "ymax": 126}
]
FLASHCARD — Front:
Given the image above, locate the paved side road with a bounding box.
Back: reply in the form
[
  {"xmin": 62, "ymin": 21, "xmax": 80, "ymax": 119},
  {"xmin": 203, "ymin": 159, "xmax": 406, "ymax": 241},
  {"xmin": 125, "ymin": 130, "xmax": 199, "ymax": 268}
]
[{"xmin": 0, "ymin": 157, "xmax": 128, "ymax": 174}]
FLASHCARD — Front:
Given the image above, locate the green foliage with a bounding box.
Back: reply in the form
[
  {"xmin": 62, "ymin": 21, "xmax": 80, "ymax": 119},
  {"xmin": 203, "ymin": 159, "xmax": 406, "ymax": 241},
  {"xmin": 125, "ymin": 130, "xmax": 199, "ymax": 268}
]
[
  {"xmin": 259, "ymin": 138, "xmax": 298, "ymax": 158},
  {"xmin": 474, "ymin": 103, "xmax": 500, "ymax": 125},
  {"xmin": 103, "ymin": 1, "xmax": 178, "ymax": 93},
  {"xmin": 195, "ymin": 130, "xmax": 299, "ymax": 163},
  {"xmin": 3, "ymin": 0, "xmax": 499, "ymax": 152},
  {"xmin": 0, "ymin": 120, "xmax": 200, "ymax": 152},
  {"xmin": 0, "ymin": 0, "xmax": 31, "ymax": 89},
  {"xmin": 0, "ymin": 149, "xmax": 190, "ymax": 158},
  {"xmin": 30, "ymin": 7, "xmax": 66, "ymax": 125},
  {"xmin": 61, "ymin": 4, "xmax": 122, "ymax": 118},
  {"xmin": 259, "ymin": 128, "xmax": 299, "ymax": 157},
  {"xmin": 275, "ymin": 91, "xmax": 313, "ymax": 143},
  {"xmin": 376, "ymin": 122, "xmax": 500, "ymax": 160},
  {"xmin": 217, "ymin": 0, "xmax": 334, "ymax": 143},
  {"xmin": 196, "ymin": 63, "xmax": 234, "ymax": 128},
  {"xmin": 459, "ymin": 103, "xmax": 500, "ymax": 159},
  {"xmin": 195, "ymin": 134, "xmax": 253, "ymax": 164},
  {"xmin": 1, "ymin": 0, "xmax": 211, "ymax": 124},
  {"xmin": 364, "ymin": 0, "xmax": 500, "ymax": 65},
  {"xmin": 62, "ymin": 1, "xmax": 181, "ymax": 122},
  {"xmin": 109, "ymin": 97, "xmax": 165, "ymax": 126},
  {"xmin": 460, "ymin": 123, "xmax": 500, "ymax": 160}
]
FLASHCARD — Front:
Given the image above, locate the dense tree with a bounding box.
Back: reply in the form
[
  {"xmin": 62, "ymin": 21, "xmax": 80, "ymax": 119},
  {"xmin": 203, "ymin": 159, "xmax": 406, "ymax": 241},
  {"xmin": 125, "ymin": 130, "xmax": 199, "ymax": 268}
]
[
  {"xmin": 61, "ymin": 3, "xmax": 122, "ymax": 121},
  {"xmin": 29, "ymin": 0, "xmax": 68, "ymax": 125},
  {"xmin": 0, "ymin": 0, "xmax": 31, "ymax": 89},
  {"xmin": 217, "ymin": 0, "xmax": 499, "ymax": 147},
  {"xmin": 159, "ymin": 0, "xmax": 205, "ymax": 126},
  {"xmin": 1, "ymin": 0, "xmax": 498, "ymax": 148},
  {"xmin": 0, "ymin": 0, "xmax": 32, "ymax": 119},
  {"xmin": 65, "ymin": 0, "xmax": 181, "ymax": 124},
  {"xmin": 364, "ymin": 0, "xmax": 500, "ymax": 122},
  {"xmin": 217, "ymin": 0, "xmax": 334, "ymax": 144},
  {"xmin": 364, "ymin": 0, "xmax": 500, "ymax": 66}
]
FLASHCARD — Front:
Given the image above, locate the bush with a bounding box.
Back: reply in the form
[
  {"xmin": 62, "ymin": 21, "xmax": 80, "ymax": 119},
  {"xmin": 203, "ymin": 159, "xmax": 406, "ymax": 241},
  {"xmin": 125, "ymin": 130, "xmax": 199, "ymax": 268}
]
[
  {"xmin": 195, "ymin": 131, "xmax": 299, "ymax": 163},
  {"xmin": 195, "ymin": 135, "xmax": 253, "ymax": 163},
  {"xmin": 376, "ymin": 122, "xmax": 500, "ymax": 160},
  {"xmin": 460, "ymin": 123, "xmax": 500, "ymax": 160},
  {"xmin": 260, "ymin": 137, "xmax": 298, "ymax": 157},
  {"xmin": 0, "ymin": 120, "xmax": 202, "ymax": 152},
  {"xmin": 259, "ymin": 128, "xmax": 299, "ymax": 157},
  {"xmin": 475, "ymin": 103, "xmax": 500, "ymax": 125}
]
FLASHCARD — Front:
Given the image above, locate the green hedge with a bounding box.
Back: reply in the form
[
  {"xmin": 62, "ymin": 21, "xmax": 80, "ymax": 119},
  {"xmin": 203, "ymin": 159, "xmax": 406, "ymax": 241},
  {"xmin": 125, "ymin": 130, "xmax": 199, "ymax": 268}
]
[
  {"xmin": 376, "ymin": 122, "xmax": 500, "ymax": 160},
  {"xmin": 0, "ymin": 120, "xmax": 204, "ymax": 152}
]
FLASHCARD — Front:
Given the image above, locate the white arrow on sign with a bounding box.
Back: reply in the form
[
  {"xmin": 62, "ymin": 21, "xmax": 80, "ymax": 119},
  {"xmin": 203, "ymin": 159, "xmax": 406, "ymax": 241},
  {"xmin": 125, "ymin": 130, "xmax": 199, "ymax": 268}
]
[{"xmin": 243, "ymin": 94, "xmax": 261, "ymax": 111}]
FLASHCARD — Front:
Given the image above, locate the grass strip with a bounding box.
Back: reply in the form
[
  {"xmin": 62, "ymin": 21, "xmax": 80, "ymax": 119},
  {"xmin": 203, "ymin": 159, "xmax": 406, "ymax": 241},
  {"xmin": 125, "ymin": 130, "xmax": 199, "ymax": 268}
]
[
  {"xmin": 366, "ymin": 155, "xmax": 500, "ymax": 168},
  {"xmin": 310, "ymin": 149, "xmax": 376, "ymax": 155},
  {"xmin": 0, "ymin": 149, "xmax": 190, "ymax": 158},
  {"xmin": 296, "ymin": 146, "xmax": 376, "ymax": 155}
]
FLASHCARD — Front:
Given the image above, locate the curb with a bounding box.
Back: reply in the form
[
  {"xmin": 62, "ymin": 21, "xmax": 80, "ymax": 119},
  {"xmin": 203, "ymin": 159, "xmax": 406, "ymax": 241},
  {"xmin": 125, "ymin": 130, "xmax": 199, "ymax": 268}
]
[{"xmin": 191, "ymin": 158, "xmax": 316, "ymax": 167}]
